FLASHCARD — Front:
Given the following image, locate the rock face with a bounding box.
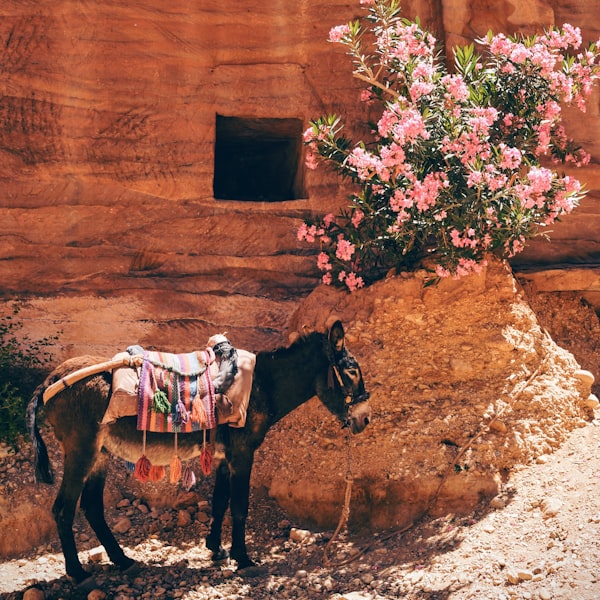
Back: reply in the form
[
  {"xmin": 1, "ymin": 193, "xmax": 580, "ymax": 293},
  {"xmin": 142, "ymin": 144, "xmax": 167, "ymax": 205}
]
[
  {"xmin": 1, "ymin": 0, "xmax": 600, "ymax": 361},
  {"xmin": 252, "ymin": 259, "xmax": 594, "ymax": 528}
]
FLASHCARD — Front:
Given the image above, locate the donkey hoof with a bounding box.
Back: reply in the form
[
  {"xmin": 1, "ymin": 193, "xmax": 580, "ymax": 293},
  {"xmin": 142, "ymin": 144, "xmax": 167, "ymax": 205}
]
[
  {"xmin": 121, "ymin": 560, "xmax": 141, "ymax": 578},
  {"xmin": 74, "ymin": 573, "xmax": 97, "ymax": 592},
  {"xmin": 213, "ymin": 549, "xmax": 230, "ymax": 563}
]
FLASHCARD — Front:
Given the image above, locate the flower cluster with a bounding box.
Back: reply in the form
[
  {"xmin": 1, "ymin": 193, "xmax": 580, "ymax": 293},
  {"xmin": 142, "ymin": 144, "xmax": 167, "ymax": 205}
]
[{"xmin": 299, "ymin": 0, "xmax": 600, "ymax": 290}]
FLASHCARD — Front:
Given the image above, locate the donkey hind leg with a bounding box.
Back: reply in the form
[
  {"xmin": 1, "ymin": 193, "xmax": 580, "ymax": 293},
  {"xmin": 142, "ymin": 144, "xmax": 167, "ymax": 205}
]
[
  {"xmin": 53, "ymin": 453, "xmax": 100, "ymax": 583},
  {"xmin": 80, "ymin": 456, "xmax": 136, "ymax": 574},
  {"xmin": 206, "ymin": 458, "xmax": 231, "ymax": 562}
]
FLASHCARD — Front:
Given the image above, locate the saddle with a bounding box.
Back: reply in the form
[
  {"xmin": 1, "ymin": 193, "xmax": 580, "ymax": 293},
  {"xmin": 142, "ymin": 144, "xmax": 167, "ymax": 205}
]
[{"xmin": 102, "ymin": 339, "xmax": 255, "ymax": 432}]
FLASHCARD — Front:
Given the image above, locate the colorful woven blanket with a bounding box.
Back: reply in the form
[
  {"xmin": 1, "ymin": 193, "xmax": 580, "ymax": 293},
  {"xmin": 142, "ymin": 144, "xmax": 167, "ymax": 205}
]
[{"xmin": 136, "ymin": 350, "xmax": 216, "ymax": 433}]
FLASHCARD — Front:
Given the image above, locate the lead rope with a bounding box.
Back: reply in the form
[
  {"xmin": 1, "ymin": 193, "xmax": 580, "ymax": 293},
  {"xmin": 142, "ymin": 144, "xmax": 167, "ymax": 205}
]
[{"xmin": 323, "ymin": 427, "xmax": 354, "ymax": 566}]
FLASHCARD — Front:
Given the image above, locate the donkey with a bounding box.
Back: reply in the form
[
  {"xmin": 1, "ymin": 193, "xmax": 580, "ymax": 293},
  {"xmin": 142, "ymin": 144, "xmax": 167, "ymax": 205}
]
[{"xmin": 26, "ymin": 320, "xmax": 371, "ymax": 583}]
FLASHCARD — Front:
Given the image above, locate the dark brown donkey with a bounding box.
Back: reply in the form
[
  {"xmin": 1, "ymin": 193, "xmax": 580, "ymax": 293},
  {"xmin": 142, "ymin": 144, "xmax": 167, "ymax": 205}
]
[{"xmin": 27, "ymin": 320, "xmax": 371, "ymax": 584}]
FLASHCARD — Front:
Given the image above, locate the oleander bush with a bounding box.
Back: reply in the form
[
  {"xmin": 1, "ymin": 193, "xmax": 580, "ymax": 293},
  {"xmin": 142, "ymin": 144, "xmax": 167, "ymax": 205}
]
[{"xmin": 299, "ymin": 0, "xmax": 600, "ymax": 290}]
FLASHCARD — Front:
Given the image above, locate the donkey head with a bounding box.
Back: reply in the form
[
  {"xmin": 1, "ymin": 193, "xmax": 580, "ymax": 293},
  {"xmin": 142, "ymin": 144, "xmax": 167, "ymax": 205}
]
[{"xmin": 319, "ymin": 319, "xmax": 371, "ymax": 434}]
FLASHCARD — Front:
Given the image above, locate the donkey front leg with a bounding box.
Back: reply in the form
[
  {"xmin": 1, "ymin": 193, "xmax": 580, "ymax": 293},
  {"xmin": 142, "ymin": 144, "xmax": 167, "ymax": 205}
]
[
  {"xmin": 228, "ymin": 452, "xmax": 256, "ymax": 569},
  {"xmin": 206, "ymin": 458, "xmax": 231, "ymax": 562}
]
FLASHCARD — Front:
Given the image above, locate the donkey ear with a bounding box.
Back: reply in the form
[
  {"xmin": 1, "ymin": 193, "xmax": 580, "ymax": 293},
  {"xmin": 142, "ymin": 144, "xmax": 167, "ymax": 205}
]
[{"xmin": 327, "ymin": 319, "xmax": 345, "ymax": 353}]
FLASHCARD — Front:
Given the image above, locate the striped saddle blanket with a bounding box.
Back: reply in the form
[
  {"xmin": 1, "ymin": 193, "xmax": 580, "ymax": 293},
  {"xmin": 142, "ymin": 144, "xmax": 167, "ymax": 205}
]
[{"xmin": 136, "ymin": 349, "xmax": 216, "ymax": 433}]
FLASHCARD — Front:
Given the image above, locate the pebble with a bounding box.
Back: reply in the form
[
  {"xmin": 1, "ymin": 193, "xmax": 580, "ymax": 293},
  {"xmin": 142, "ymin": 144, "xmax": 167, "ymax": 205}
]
[
  {"xmin": 490, "ymin": 496, "xmax": 506, "ymax": 509},
  {"xmin": 583, "ymin": 394, "xmax": 599, "ymax": 409},
  {"xmin": 88, "ymin": 546, "xmax": 107, "ymax": 563},
  {"xmin": 22, "ymin": 588, "xmax": 45, "ymax": 600},
  {"xmin": 541, "ymin": 497, "xmax": 563, "ymax": 519},
  {"xmin": 113, "ymin": 517, "xmax": 132, "ymax": 533},
  {"xmin": 177, "ymin": 510, "xmax": 192, "ymax": 527},
  {"xmin": 289, "ymin": 528, "xmax": 312, "ymax": 543}
]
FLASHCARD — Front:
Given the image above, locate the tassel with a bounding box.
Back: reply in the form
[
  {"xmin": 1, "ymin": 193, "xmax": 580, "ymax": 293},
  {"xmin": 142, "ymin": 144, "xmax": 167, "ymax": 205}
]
[
  {"xmin": 173, "ymin": 398, "xmax": 189, "ymax": 427},
  {"xmin": 191, "ymin": 395, "xmax": 207, "ymax": 427},
  {"xmin": 170, "ymin": 433, "xmax": 182, "ymax": 483},
  {"xmin": 152, "ymin": 389, "xmax": 171, "ymax": 414},
  {"xmin": 134, "ymin": 455, "xmax": 151, "ymax": 482},
  {"xmin": 170, "ymin": 455, "xmax": 182, "ymax": 483},
  {"xmin": 134, "ymin": 430, "xmax": 151, "ymax": 482},
  {"xmin": 148, "ymin": 464, "xmax": 166, "ymax": 482},
  {"xmin": 181, "ymin": 465, "xmax": 196, "ymax": 491},
  {"xmin": 200, "ymin": 430, "xmax": 213, "ymax": 476}
]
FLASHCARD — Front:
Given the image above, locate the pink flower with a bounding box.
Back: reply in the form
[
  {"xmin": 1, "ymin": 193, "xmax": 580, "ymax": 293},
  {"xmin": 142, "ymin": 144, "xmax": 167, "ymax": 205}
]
[
  {"xmin": 527, "ymin": 166, "xmax": 553, "ymax": 194},
  {"xmin": 344, "ymin": 272, "xmax": 365, "ymax": 291},
  {"xmin": 329, "ymin": 25, "xmax": 350, "ymax": 43},
  {"xmin": 378, "ymin": 106, "xmax": 429, "ymax": 144},
  {"xmin": 390, "ymin": 189, "xmax": 412, "ymax": 212},
  {"xmin": 505, "ymin": 236, "xmax": 525, "ymax": 257},
  {"xmin": 336, "ymin": 238, "xmax": 356, "ymax": 261},
  {"xmin": 352, "ymin": 209, "xmax": 365, "ymax": 228},
  {"xmin": 411, "ymin": 172, "xmax": 446, "ymax": 211},
  {"xmin": 317, "ymin": 252, "xmax": 332, "ymax": 271},
  {"xmin": 305, "ymin": 150, "xmax": 318, "ymax": 170},
  {"xmin": 348, "ymin": 147, "xmax": 387, "ymax": 181},
  {"xmin": 322, "ymin": 272, "xmax": 332, "ymax": 285},
  {"xmin": 489, "ymin": 33, "xmax": 512, "ymax": 56},
  {"xmin": 323, "ymin": 213, "xmax": 336, "ymax": 227},
  {"xmin": 442, "ymin": 74, "xmax": 469, "ymax": 102},
  {"xmin": 360, "ymin": 89, "xmax": 374, "ymax": 103},
  {"xmin": 563, "ymin": 175, "xmax": 582, "ymax": 195},
  {"xmin": 435, "ymin": 264, "xmax": 451, "ymax": 278},
  {"xmin": 409, "ymin": 80, "xmax": 435, "ymax": 101},
  {"xmin": 467, "ymin": 170, "xmax": 483, "ymax": 187},
  {"xmin": 298, "ymin": 223, "xmax": 324, "ymax": 243},
  {"xmin": 380, "ymin": 143, "xmax": 408, "ymax": 172},
  {"xmin": 303, "ymin": 127, "xmax": 316, "ymax": 143},
  {"xmin": 498, "ymin": 144, "xmax": 522, "ymax": 170}
]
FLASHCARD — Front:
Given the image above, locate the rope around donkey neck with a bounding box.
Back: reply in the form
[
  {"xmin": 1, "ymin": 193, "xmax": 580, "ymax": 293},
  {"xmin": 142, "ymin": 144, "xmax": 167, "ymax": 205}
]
[{"xmin": 323, "ymin": 347, "xmax": 548, "ymax": 567}]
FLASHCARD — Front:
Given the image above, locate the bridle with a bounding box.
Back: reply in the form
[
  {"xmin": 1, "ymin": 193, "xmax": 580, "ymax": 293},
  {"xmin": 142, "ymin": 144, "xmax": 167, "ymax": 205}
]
[{"xmin": 328, "ymin": 356, "xmax": 370, "ymax": 427}]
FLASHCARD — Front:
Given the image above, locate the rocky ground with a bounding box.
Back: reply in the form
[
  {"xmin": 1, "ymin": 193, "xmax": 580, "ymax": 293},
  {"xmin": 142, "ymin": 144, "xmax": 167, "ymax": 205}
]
[
  {"xmin": 1, "ymin": 403, "xmax": 600, "ymax": 600},
  {"xmin": 2, "ymin": 275, "xmax": 600, "ymax": 600}
]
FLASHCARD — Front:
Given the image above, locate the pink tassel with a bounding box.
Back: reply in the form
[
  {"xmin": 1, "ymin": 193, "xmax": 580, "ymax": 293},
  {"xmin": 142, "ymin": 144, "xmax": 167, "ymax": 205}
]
[{"xmin": 181, "ymin": 465, "xmax": 196, "ymax": 491}]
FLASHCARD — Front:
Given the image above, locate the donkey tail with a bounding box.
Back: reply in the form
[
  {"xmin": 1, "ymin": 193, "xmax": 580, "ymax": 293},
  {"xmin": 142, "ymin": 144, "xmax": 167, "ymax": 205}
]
[{"xmin": 26, "ymin": 383, "xmax": 54, "ymax": 484}]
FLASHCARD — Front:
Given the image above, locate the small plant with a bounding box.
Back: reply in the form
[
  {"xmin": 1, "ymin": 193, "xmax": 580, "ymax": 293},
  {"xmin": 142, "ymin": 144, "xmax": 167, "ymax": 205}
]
[
  {"xmin": 0, "ymin": 304, "xmax": 57, "ymax": 449},
  {"xmin": 299, "ymin": 0, "xmax": 600, "ymax": 290}
]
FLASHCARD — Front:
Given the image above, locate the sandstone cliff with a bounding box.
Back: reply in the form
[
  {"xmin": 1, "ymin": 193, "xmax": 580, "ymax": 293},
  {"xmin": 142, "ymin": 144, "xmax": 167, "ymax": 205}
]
[{"xmin": 1, "ymin": 0, "xmax": 600, "ymax": 360}]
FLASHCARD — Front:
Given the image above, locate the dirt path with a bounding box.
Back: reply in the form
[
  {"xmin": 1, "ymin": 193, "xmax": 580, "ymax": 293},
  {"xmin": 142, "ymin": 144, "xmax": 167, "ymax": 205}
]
[{"xmin": 1, "ymin": 414, "xmax": 599, "ymax": 599}]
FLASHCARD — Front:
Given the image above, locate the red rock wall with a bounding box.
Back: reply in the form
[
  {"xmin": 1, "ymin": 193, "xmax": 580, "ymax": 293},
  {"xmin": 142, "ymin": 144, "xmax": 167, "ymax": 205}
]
[{"xmin": 1, "ymin": 0, "xmax": 600, "ymax": 357}]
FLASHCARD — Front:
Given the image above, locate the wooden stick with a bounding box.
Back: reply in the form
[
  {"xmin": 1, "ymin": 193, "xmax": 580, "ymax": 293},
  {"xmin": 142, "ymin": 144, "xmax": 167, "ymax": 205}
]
[{"xmin": 42, "ymin": 355, "xmax": 144, "ymax": 404}]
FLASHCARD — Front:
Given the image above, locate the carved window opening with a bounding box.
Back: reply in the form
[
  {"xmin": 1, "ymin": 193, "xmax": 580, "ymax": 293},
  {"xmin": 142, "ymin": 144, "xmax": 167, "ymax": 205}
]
[{"xmin": 213, "ymin": 115, "xmax": 305, "ymax": 201}]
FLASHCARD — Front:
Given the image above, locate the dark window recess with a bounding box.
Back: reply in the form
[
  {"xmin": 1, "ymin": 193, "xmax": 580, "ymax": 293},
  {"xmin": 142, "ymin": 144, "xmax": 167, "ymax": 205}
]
[{"xmin": 213, "ymin": 115, "xmax": 305, "ymax": 201}]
